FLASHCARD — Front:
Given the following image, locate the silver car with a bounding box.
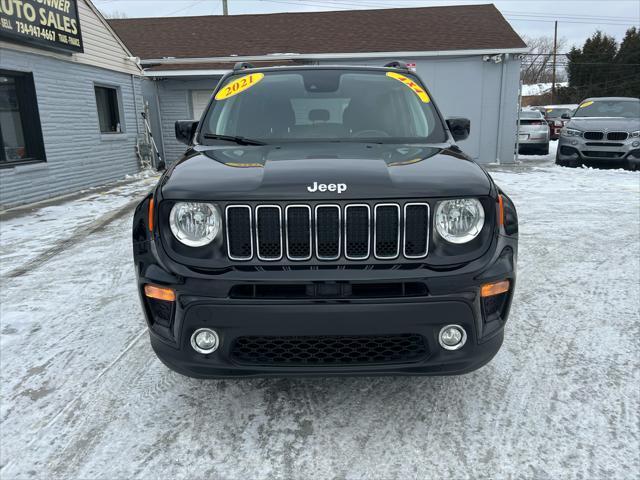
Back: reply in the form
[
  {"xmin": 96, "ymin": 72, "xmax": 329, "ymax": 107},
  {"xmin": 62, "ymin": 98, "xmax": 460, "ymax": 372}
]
[
  {"xmin": 518, "ymin": 109, "xmax": 550, "ymax": 155},
  {"xmin": 556, "ymin": 97, "xmax": 640, "ymax": 170}
]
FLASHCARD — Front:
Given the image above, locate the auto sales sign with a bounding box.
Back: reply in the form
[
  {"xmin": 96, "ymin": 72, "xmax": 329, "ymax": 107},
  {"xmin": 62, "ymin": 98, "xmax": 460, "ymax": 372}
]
[{"xmin": 0, "ymin": 0, "xmax": 83, "ymax": 53}]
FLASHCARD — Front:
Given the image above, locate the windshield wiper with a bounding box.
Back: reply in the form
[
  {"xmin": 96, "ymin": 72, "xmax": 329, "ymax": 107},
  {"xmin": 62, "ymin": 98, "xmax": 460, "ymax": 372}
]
[{"xmin": 202, "ymin": 134, "xmax": 266, "ymax": 146}]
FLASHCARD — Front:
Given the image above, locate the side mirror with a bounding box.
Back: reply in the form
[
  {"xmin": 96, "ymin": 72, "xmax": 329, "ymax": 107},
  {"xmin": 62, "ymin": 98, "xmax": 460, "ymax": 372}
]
[
  {"xmin": 446, "ymin": 117, "xmax": 471, "ymax": 142},
  {"xmin": 175, "ymin": 120, "xmax": 199, "ymax": 145},
  {"xmin": 561, "ymin": 113, "xmax": 571, "ymax": 120}
]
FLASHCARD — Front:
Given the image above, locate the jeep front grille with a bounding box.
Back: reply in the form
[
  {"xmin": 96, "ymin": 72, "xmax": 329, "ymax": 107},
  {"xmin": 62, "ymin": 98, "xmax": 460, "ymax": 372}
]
[
  {"xmin": 225, "ymin": 202, "xmax": 430, "ymax": 262},
  {"xmin": 231, "ymin": 334, "xmax": 429, "ymax": 366}
]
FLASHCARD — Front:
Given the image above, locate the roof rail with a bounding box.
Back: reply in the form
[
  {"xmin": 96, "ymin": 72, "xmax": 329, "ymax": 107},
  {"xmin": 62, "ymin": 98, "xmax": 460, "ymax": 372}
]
[
  {"xmin": 233, "ymin": 62, "xmax": 256, "ymax": 71},
  {"xmin": 383, "ymin": 61, "xmax": 409, "ymax": 71}
]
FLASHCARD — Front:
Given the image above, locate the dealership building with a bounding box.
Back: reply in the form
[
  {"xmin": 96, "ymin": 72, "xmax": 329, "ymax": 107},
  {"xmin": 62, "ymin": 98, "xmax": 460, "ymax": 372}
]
[
  {"xmin": 1, "ymin": 2, "xmax": 526, "ymax": 208},
  {"xmin": 0, "ymin": 0, "xmax": 143, "ymax": 208}
]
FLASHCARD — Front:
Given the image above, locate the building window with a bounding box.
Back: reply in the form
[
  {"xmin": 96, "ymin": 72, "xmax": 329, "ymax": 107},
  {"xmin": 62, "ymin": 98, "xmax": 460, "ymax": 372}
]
[
  {"xmin": 0, "ymin": 70, "xmax": 46, "ymax": 166},
  {"xmin": 95, "ymin": 86, "xmax": 122, "ymax": 133}
]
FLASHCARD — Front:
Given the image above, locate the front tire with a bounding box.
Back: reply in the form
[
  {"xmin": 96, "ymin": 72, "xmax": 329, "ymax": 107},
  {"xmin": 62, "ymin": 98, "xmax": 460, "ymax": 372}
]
[{"xmin": 556, "ymin": 154, "xmax": 578, "ymax": 168}]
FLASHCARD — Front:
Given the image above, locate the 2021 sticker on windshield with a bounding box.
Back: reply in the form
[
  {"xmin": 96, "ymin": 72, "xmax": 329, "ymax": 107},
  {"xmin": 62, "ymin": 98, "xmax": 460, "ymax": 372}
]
[
  {"xmin": 215, "ymin": 73, "xmax": 265, "ymax": 100},
  {"xmin": 386, "ymin": 72, "xmax": 431, "ymax": 103}
]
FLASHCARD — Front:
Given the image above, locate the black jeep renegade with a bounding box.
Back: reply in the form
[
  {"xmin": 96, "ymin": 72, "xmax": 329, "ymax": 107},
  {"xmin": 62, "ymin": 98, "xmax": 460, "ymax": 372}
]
[{"xmin": 132, "ymin": 64, "xmax": 518, "ymax": 378}]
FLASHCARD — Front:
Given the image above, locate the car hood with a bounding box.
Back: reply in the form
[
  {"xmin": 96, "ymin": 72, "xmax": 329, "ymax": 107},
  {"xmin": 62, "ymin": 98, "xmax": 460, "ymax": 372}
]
[
  {"xmin": 567, "ymin": 117, "xmax": 640, "ymax": 131},
  {"xmin": 160, "ymin": 143, "xmax": 492, "ymax": 201}
]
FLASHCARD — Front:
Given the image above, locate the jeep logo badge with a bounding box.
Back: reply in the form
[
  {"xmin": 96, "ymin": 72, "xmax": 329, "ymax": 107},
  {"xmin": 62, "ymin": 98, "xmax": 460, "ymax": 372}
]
[{"xmin": 307, "ymin": 182, "xmax": 347, "ymax": 193}]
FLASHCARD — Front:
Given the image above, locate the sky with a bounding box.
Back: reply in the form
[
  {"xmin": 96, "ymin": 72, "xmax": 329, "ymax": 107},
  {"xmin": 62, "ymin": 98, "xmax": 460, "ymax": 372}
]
[{"xmin": 95, "ymin": 0, "xmax": 640, "ymax": 50}]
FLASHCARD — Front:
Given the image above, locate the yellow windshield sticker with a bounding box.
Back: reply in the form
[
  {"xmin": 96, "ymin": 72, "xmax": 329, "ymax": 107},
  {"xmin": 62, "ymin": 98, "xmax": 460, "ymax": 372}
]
[
  {"xmin": 579, "ymin": 101, "xmax": 594, "ymax": 108},
  {"xmin": 224, "ymin": 162, "xmax": 264, "ymax": 168},
  {"xmin": 386, "ymin": 72, "xmax": 431, "ymax": 103},
  {"xmin": 546, "ymin": 108, "xmax": 553, "ymax": 112},
  {"xmin": 215, "ymin": 73, "xmax": 264, "ymax": 100}
]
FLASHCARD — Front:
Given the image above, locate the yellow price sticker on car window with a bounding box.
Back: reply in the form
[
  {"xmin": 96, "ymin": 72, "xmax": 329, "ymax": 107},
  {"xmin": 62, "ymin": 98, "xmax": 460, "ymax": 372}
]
[
  {"xmin": 215, "ymin": 73, "xmax": 264, "ymax": 100},
  {"xmin": 386, "ymin": 72, "xmax": 431, "ymax": 103},
  {"xmin": 579, "ymin": 101, "xmax": 594, "ymax": 108}
]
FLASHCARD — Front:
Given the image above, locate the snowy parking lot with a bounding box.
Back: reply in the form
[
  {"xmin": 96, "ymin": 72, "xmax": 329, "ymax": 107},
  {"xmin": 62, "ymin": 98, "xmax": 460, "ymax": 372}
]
[{"xmin": 1, "ymin": 145, "xmax": 639, "ymax": 479}]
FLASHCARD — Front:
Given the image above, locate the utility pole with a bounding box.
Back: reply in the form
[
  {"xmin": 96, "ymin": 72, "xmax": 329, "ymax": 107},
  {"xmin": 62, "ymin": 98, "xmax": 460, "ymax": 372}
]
[
  {"xmin": 551, "ymin": 20, "xmax": 558, "ymax": 104},
  {"xmin": 222, "ymin": 0, "xmax": 228, "ymax": 15}
]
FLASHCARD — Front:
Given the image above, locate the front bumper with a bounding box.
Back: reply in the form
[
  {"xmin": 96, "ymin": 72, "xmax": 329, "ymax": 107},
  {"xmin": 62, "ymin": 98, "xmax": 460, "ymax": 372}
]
[
  {"xmin": 134, "ymin": 231, "xmax": 517, "ymax": 378},
  {"xmin": 150, "ymin": 298, "xmax": 507, "ymax": 378},
  {"xmin": 557, "ymin": 135, "xmax": 640, "ymax": 167}
]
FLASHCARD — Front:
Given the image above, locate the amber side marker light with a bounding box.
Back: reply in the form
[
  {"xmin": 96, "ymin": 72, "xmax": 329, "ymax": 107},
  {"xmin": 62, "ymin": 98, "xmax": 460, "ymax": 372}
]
[
  {"xmin": 498, "ymin": 195, "xmax": 504, "ymax": 227},
  {"xmin": 481, "ymin": 280, "xmax": 510, "ymax": 298},
  {"xmin": 144, "ymin": 284, "xmax": 176, "ymax": 302},
  {"xmin": 148, "ymin": 198, "xmax": 155, "ymax": 232}
]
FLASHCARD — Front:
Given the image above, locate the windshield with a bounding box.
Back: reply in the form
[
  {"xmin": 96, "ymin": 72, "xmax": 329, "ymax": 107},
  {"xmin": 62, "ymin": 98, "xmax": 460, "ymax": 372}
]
[
  {"xmin": 573, "ymin": 100, "xmax": 640, "ymax": 118},
  {"xmin": 200, "ymin": 69, "xmax": 447, "ymax": 144},
  {"xmin": 545, "ymin": 108, "xmax": 572, "ymax": 118},
  {"xmin": 520, "ymin": 110, "xmax": 544, "ymax": 119}
]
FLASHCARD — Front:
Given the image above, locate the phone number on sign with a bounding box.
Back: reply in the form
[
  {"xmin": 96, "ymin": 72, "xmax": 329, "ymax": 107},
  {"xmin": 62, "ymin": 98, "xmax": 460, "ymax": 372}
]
[{"xmin": 15, "ymin": 21, "xmax": 56, "ymax": 41}]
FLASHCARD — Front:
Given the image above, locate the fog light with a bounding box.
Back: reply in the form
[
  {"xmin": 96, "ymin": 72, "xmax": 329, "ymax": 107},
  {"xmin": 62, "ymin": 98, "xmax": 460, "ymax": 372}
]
[
  {"xmin": 571, "ymin": 140, "xmax": 578, "ymax": 145},
  {"xmin": 633, "ymin": 141, "xmax": 640, "ymax": 148},
  {"xmin": 191, "ymin": 328, "xmax": 219, "ymax": 354},
  {"xmin": 439, "ymin": 324, "xmax": 467, "ymax": 351}
]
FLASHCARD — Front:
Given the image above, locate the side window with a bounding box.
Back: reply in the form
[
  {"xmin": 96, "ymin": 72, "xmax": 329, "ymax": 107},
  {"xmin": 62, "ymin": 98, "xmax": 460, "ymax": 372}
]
[
  {"xmin": 0, "ymin": 70, "xmax": 46, "ymax": 165},
  {"xmin": 94, "ymin": 85, "xmax": 122, "ymax": 133}
]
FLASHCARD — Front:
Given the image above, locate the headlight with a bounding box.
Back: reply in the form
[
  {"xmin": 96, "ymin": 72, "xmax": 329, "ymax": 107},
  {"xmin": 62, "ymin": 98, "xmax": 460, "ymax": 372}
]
[
  {"xmin": 561, "ymin": 128, "xmax": 583, "ymax": 138},
  {"xmin": 435, "ymin": 199, "xmax": 485, "ymax": 244},
  {"xmin": 630, "ymin": 130, "xmax": 640, "ymax": 138},
  {"xmin": 169, "ymin": 202, "xmax": 221, "ymax": 247}
]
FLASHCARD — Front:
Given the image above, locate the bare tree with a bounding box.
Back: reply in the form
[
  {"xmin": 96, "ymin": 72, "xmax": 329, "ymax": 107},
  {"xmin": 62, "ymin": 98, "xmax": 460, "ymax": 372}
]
[
  {"xmin": 521, "ymin": 35, "xmax": 567, "ymax": 84},
  {"xmin": 104, "ymin": 10, "xmax": 128, "ymax": 19}
]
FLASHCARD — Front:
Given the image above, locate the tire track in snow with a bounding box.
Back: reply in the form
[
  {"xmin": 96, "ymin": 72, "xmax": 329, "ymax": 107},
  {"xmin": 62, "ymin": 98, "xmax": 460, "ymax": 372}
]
[{"xmin": 4, "ymin": 198, "xmax": 141, "ymax": 279}]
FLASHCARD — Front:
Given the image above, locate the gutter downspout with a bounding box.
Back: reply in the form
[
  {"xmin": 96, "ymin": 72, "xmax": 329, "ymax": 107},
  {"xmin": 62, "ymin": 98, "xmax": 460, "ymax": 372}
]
[
  {"xmin": 131, "ymin": 74, "xmax": 141, "ymax": 136},
  {"xmin": 495, "ymin": 53, "xmax": 508, "ymax": 165},
  {"xmin": 515, "ymin": 76, "xmax": 523, "ymax": 162}
]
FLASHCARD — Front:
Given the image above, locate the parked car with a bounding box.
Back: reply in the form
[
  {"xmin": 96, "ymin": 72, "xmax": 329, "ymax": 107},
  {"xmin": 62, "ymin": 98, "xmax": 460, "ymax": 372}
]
[
  {"xmin": 518, "ymin": 109, "xmax": 550, "ymax": 155},
  {"xmin": 556, "ymin": 97, "xmax": 640, "ymax": 169},
  {"xmin": 132, "ymin": 63, "xmax": 519, "ymax": 378},
  {"xmin": 543, "ymin": 105, "xmax": 576, "ymax": 140}
]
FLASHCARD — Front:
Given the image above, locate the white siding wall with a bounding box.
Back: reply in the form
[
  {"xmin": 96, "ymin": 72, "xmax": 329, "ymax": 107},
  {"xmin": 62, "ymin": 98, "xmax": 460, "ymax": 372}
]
[{"xmin": 0, "ymin": 49, "xmax": 144, "ymax": 208}]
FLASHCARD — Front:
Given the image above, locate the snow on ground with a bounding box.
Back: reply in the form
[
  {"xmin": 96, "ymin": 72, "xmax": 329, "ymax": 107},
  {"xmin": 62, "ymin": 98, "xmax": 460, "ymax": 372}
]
[
  {"xmin": 0, "ymin": 147, "xmax": 638, "ymax": 479},
  {"xmin": 0, "ymin": 172, "xmax": 158, "ymax": 277}
]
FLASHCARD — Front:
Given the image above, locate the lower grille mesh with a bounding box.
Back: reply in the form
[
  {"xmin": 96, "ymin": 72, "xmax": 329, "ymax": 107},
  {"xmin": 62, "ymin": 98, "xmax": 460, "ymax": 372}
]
[{"xmin": 231, "ymin": 334, "xmax": 428, "ymax": 366}]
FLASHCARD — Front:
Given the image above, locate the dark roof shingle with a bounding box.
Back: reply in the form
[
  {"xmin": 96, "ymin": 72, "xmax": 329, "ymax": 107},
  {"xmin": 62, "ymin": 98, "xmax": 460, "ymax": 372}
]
[{"xmin": 109, "ymin": 4, "xmax": 525, "ymax": 60}]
